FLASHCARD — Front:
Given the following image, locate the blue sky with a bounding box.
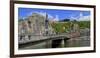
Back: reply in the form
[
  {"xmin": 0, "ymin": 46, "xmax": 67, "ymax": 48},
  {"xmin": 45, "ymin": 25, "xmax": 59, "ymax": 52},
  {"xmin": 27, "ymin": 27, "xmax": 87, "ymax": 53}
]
[{"xmin": 18, "ymin": 7, "xmax": 90, "ymax": 21}]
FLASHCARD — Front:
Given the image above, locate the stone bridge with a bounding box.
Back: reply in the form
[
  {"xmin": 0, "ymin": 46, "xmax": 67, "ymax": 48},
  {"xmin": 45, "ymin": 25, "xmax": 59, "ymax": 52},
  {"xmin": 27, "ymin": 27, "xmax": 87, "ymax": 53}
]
[{"xmin": 18, "ymin": 33, "xmax": 72, "ymax": 48}]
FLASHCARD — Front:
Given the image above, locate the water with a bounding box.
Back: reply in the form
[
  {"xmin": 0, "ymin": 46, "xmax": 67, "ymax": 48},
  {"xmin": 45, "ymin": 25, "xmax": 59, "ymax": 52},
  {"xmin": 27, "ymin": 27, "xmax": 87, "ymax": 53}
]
[
  {"xmin": 19, "ymin": 36, "xmax": 90, "ymax": 50},
  {"xmin": 64, "ymin": 39, "xmax": 90, "ymax": 47}
]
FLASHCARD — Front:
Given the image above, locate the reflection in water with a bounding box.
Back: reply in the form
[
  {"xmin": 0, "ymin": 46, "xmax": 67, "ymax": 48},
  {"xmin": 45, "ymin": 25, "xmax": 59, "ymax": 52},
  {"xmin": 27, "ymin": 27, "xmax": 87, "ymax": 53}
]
[
  {"xmin": 19, "ymin": 36, "xmax": 90, "ymax": 49},
  {"xmin": 65, "ymin": 39, "xmax": 90, "ymax": 47}
]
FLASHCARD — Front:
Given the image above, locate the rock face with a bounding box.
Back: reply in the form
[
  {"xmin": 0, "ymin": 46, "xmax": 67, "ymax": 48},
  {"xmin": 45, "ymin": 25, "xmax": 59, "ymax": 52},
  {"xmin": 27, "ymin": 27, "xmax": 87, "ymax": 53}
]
[{"xmin": 18, "ymin": 13, "xmax": 54, "ymax": 36}]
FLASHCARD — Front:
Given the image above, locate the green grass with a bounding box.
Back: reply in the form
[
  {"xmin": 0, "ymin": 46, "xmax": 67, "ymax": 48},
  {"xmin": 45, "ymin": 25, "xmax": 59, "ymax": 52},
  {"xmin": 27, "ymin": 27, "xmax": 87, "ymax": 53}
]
[{"xmin": 78, "ymin": 21, "xmax": 90, "ymax": 29}]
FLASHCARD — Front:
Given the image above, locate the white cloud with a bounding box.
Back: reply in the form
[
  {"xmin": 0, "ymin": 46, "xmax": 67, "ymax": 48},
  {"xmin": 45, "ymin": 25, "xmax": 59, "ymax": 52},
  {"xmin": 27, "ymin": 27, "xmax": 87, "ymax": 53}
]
[
  {"xmin": 79, "ymin": 15, "xmax": 90, "ymax": 21},
  {"xmin": 47, "ymin": 14, "xmax": 54, "ymax": 19},
  {"xmin": 26, "ymin": 11, "xmax": 60, "ymax": 21},
  {"xmin": 70, "ymin": 12, "xmax": 90, "ymax": 21}
]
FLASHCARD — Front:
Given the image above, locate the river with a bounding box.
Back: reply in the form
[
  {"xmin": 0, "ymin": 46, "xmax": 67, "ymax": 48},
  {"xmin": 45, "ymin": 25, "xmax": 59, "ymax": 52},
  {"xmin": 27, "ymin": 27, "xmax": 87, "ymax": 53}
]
[{"xmin": 19, "ymin": 36, "xmax": 90, "ymax": 50}]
